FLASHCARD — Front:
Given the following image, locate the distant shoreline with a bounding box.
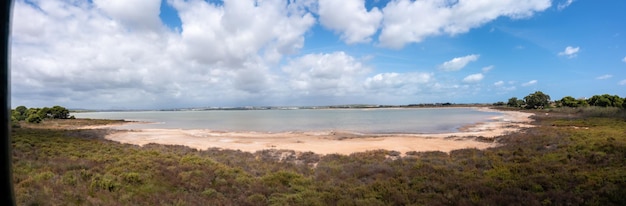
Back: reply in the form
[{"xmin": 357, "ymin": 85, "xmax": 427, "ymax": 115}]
[
  {"xmin": 74, "ymin": 106, "xmax": 505, "ymax": 133},
  {"xmin": 97, "ymin": 107, "xmax": 534, "ymax": 155},
  {"xmin": 70, "ymin": 103, "xmax": 494, "ymax": 113}
]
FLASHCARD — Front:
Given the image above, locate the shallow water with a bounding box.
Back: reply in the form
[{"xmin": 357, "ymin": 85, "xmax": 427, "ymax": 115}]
[{"xmin": 73, "ymin": 108, "xmax": 501, "ymax": 134}]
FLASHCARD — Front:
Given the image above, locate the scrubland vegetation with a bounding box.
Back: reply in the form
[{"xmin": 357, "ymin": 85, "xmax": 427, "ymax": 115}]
[
  {"xmin": 10, "ymin": 106, "xmax": 626, "ymax": 205},
  {"xmin": 504, "ymin": 91, "xmax": 626, "ymax": 110},
  {"xmin": 11, "ymin": 105, "xmax": 73, "ymax": 126}
]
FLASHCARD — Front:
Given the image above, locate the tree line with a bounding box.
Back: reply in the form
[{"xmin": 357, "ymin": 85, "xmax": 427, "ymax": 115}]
[
  {"xmin": 11, "ymin": 105, "xmax": 73, "ymax": 123},
  {"xmin": 498, "ymin": 91, "xmax": 626, "ymax": 109}
]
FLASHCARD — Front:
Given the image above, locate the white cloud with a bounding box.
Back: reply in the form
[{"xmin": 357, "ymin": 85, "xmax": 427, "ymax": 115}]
[
  {"xmin": 318, "ymin": 0, "xmax": 382, "ymax": 44},
  {"xmin": 482, "ymin": 65, "xmax": 494, "ymax": 73},
  {"xmin": 596, "ymin": 74, "xmax": 613, "ymax": 80},
  {"xmin": 622, "ymin": 56, "xmax": 626, "ymax": 63},
  {"xmin": 557, "ymin": 0, "xmax": 574, "ymax": 10},
  {"xmin": 439, "ymin": 54, "xmax": 480, "ymax": 72},
  {"xmin": 172, "ymin": 0, "xmax": 316, "ymax": 66},
  {"xmin": 462, "ymin": 73, "xmax": 484, "ymax": 83},
  {"xmin": 378, "ymin": 0, "xmax": 551, "ymax": 48},
  {"xmin": 10, "ymin": 0, "xmax": 318, "ymax": 108},
  {"xmin": 620, "ymin": 79, "xmax": 626, "ymax": 86},
  {"xmin": 282, "ymin": 52, "xmax": 371, "ymax": 96},
  {"xmin": 7, "ymin": 0, "xmax": 570, "ymax": 108},
  {"xmin": 364, "ymin": 72, "xmax": 431, "ymax": 91},
  {"xmin": 558, "ymin": 46, "xmax": 580, "ymax": 58},
  {"xmin": 522, "ymin": 80, "xmax": 538, "ymax": 87},
  {"xmin": 94, "ymin": 0, "xmax": 163, "ymax": 31},
  {"xmin": 493, "ymin": 80, "xmax": 516, "ymax": 92}
]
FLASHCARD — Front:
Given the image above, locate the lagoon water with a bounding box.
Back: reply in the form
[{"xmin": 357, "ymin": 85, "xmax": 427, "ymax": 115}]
[{"xmin": 74, "ymin": 108, "xmax": 501, "ymax": 134}]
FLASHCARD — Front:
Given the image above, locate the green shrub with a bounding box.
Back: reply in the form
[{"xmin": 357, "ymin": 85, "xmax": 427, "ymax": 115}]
[
  {"xmin": 89, "ymin": 174, "xmax": 119, "ymax": 192},
  {"xmin": 26, "ymin": 114, "xmax": 42, "ymax": 123}
]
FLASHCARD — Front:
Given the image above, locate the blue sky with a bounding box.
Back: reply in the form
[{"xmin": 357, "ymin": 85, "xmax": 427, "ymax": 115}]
[{"xmin": 10, "ymin": 0, "xmax": 626, "ymax": 109}]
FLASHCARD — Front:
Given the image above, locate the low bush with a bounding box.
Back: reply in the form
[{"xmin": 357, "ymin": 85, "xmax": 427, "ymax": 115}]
[{"xmin": 11, "ymin": 112, "xmax": 626, "ymax": 205}]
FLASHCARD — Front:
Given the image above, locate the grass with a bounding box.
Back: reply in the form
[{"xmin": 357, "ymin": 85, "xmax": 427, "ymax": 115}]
[
  {"xmin": 15, "ymin": 118, "xmax": 127, "ymax": 129},
  {"xmin": 10, "ymin": 110, "xmax": 626, "ymax": 205}
]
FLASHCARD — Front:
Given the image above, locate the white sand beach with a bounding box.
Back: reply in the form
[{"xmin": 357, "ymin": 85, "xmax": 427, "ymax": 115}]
[{"xmin": 102, "ymin": 108, "xmax": 534, "ymax": 155}]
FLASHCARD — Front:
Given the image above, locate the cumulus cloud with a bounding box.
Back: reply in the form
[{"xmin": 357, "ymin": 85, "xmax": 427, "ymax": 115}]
[
  {"xmin": 282, "ymin": 52, "xmax": 371, "ymax": 96},
  {"xmin": 522, "ymin": 80, "xmax": 538, "ymax": 87},
  {"xmin": 620, "ymin": 79, "xmax": 626, "ymax": 86},
  {"xmin": 364, "ymin": 72, "xmax": 431, "ymax": 94},
  {"xmin": 558, "ymin": 46, "xmax": 580, "ymax": 58},
  {"xmin": 171, "ymin": 0, "xmax": 315, "ymax": 66},
  {"xmin": 494, "ymin": 81, "xmax": 504, "ymax": 87},
  {"xmin": 378, "ymin": 0, "xmax": 551, "ymax": 48},
  {"xmin": 9, "ymin": 0, "xmax": 561, "ymax": 109},
  {"xmin": 622, "ymin": 56, "xmax": 626, "ymax": 63},
  {"xmin": 439, "ymin": 54, "xmax": 480, "ymax": 72},
  {"xmin": 318, "ymin": 0, "xmax": 382, "ymax": 44},
  {"xmin": 94, "ymin": 0, "xmax": 163, "ymax": 31},
  {"xmin": 596, "ymin": 74, "xmax": 612, "ymax": 80},
  {"xmin": 11, "ymin": 0, "xmax": 317, "ymax": 108},
  {"xmin": 462, "ymin": 73, "xmax": 484, "ymax": 83}
]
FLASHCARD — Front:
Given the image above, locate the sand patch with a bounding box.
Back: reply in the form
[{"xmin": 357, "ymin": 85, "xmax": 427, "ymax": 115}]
[{"xmin": 102, "ymin": 108, "xmax": 533, "ymax": 155}]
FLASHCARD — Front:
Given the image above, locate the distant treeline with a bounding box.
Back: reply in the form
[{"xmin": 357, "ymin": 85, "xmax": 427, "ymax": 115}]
[
  {"xmin": 494, "ymin": 91, "xmax": 626, "ymax": 109},
  {"xmin": 11, "ymin": 105, "xmax": 73, "ymax": 124}
]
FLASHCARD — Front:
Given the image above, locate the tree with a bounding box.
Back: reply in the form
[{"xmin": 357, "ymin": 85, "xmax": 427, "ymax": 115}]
[
  {"xmin": 587, "ymin": 94, "xmax": 623, "ymax": 107},
  {"xmin": 26, "ymin": 113, "xmax": 42, "ymax": 123},
  {"xmin": 524, "ymin": 91, "xmax": 550, "ymax": 109},
  {"xmin": 37, "ymin": 107, "xmax": 51, "ymax": 119},
  {"xmin": 12, "ymin": 105, "xmax": 28, "ymax": 121},
  {"xmin": 50, "ymin": 105, "xmax": 70, "ymax": 119},
  {"xmin": 12, "ymin": 105, "xmax": 72, "ymax": 124},
  {"xmin": 25, "ymin": 108, "xmax": 40, "ymax": 118},
  {"xmin": 613, "ymin": 95, "xmax": 624, "ymax": 108},
  {"xmin": 559, "ymin": 96, "xmax": 578, "ymax": 107},
  {"xmin": 10, "ymin": 115, "xmax": 20, "ymax": 128},
  {"xmin": 507, "ymin": 97, "xmax": 524, "ymax": 107}
]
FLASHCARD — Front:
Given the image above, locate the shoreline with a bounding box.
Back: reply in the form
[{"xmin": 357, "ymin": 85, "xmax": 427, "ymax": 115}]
[{"xmin": 102, "ymin": 108, "xmax": 534, "ymax": 155}]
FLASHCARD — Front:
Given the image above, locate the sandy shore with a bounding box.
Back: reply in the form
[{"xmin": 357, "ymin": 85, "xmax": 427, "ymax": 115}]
[{"xmin": 103, "ymin": 108, "xmax": 534, "ymax": 155}]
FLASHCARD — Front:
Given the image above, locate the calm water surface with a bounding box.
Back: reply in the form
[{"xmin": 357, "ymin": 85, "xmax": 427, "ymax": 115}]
[{"xmin": 74, "ymin": 108, "xmax": 501, "ymax": 134}]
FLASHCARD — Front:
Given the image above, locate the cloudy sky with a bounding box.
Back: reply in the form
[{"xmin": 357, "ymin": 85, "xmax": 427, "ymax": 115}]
[{"xmin": 10, "ymin": 0, "xmax": 626, "ymax": 109}]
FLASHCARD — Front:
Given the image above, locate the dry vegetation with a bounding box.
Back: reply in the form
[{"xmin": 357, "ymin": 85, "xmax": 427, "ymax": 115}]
[
  {"xmin": 15, "ymin": 118, "xmax": 127, "ymax": 130},
  {"xmin": 11, "ymin": 108, "xmax": 626, "ymax": 205}
]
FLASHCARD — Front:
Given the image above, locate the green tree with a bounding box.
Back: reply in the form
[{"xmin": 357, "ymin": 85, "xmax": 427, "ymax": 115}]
[
  {"xmin": 10, "ymin": 115, "xmax": 20, "ymax": 128},
  {"xmin": 15, "ymin": 105, "xmax": 27, "ymax": 114},
  {"xmin": 26, "ymin": 108, "xmax": 39, "ymax": 118},
  {"xmin": 14, "ymin": 105, "xmax": 72, "ymax": 124},
  {"xmin": 11, "ymin": 110, "xmax": 22, "ymax": 121},
  {"xmin": 524, "ymin": 91, "xmax": 551, "ymax": 109},
  {"xmin": 613, "ymin": 95, "xmax": 624, "ymax": 108},
  {"xmin": 50, "ymin": 105, "xmax": 70, "ymax": 119},
  {"xmin": 12, "ymin": 105, "xmax": 28, "ymax": 121},
  {"xmin": 588, "ymin": 94, "xmax": 623, "ymax": 107},
  {"xmin": 507, "ymin": 97, "xmax": 524, "ymax": 107},
  {"xmin": 37, "ymin": 107, "xmax": 51, "ymax": 119},
  {"xmin": 26, "ymin": 113, "xmax": 42, "ymax": 123},
  {"xmin": 559, "ymin": 96, "xmax": 578, "ymax": 107}
]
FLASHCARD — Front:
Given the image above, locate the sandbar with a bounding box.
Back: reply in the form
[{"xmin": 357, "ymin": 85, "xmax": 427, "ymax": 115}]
[{"xmin": 102, "ymin": 108, "xmax": 534, "ymax": 155}]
